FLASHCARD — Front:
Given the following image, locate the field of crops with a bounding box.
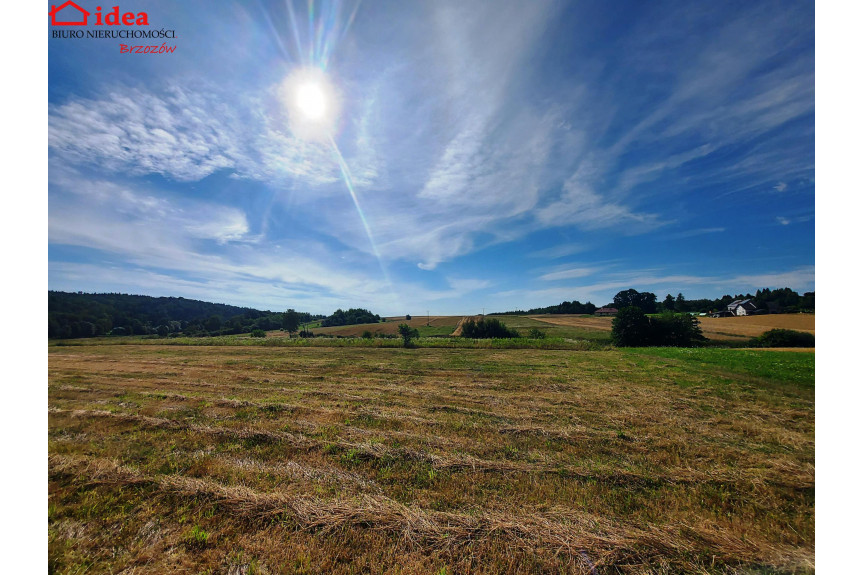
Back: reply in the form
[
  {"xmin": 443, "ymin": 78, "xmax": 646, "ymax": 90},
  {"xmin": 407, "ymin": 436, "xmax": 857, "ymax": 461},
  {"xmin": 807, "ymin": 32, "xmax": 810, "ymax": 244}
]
[
  {"xmin": 49, "ymin": 342, "xmax": 814, "ymax": 574},
  {"xmin": 530, "ymin": 313, "xmax": 815, "ymax": 342}
]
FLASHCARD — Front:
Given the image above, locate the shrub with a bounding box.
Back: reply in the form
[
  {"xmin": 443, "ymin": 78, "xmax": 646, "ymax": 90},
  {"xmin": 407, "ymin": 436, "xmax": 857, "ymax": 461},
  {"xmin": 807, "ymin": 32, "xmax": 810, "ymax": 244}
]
[
  {"xmin": 527, "ymin": 328, "xmax": 546, "ymax": 339},
  {"xmin": 612, "ymin": 308, "xmax": 705, "ymax": 347},
  {"xmin": 361, "ymin": 330, "xmax": 373, "ymax": 339},
  {"xmin": 298, "ymin": 330, "xmax": 315, "ymax": 338},
  {"xmin": 611, "ymin": 307, "xmax": 652, "ymax": 346},
  {"xmin": 250, "ymin": 329, "xmax": 266, "ymax": 338},
  {"xmin": 461, "ymin": 318, "xmax": 519, "ymax": 339},
  {"xmin": 398, "ymin": 323, "xmax": 420, "ymax": 347},
  {"xmin": 753, "ymin": 329, "xmax": 814, "ymax": 348},
  {"xmin": 650, "ymin": 312, "xmax": 706, "ymax": 347}
]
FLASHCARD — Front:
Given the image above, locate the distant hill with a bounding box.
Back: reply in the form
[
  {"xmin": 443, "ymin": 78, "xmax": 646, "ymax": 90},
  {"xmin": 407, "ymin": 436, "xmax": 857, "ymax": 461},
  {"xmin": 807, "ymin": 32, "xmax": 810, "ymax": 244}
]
[{"xmin": 48, "ymin": 291, "xmax": 320, "ymax": 338}]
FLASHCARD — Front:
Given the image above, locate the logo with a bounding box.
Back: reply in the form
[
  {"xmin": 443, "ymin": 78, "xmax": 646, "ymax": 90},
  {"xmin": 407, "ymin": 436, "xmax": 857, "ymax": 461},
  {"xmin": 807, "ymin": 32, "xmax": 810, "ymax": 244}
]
[{"xmin": 49, "ymin": 2, "xmax": 150, "ymax": 26}]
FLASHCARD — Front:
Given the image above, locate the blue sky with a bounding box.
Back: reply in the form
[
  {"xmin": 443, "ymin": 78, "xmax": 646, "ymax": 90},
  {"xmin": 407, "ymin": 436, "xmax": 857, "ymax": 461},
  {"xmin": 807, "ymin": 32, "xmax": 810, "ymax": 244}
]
[{"xmin": 47, "ymin": 0, "xmax": 814, "ymax": 315}]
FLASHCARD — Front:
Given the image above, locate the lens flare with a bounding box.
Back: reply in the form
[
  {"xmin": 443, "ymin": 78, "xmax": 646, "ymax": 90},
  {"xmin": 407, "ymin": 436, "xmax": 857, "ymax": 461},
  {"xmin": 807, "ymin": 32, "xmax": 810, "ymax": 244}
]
[
  {"xmin": 280, "ymin": 67, "xmax": 340, "ymax": 142},
  {"xmin": 269, "ymin": 1, "xmax": 397, "ymax": 305}
]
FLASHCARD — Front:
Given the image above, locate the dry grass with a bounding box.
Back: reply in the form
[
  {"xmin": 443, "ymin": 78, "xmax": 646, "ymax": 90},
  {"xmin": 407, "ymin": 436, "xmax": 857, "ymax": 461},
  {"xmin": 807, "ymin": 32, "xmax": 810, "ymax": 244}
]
[
  {"xmin": 283, "ymin": 316, "xmax": 463, "ymax": 338},
  {"xmin": 697, "ymin": 315, "xmax": 814, "ymax": 340},
  {"xmin": 450, "ymin": 315, "xmax": 480, "ymax": 337},
  {"xmin": 530, "ymin": 313, "xmax": 815, "ymax": 342},
  {"xmin": 49, "ymin": 343, "xmax": 814, "ymax": 574},
  {"xmin": 528, "ymin": 315, "xmax": 615, "ymax": 332}
]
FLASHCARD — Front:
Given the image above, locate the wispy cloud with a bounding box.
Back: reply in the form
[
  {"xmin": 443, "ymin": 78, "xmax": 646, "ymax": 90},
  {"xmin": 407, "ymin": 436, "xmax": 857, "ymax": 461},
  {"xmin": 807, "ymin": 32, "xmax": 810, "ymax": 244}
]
[
  {"xmin": 528, "ymin": 244, "xmax": 586, "ymax": 260},
  {"xmin": 666, "ymin": 227, "xmax": 725, "ymax": 240},
  {"xmin": 538, "ymin": 267, "xmax": 598, "ymax": 282}
]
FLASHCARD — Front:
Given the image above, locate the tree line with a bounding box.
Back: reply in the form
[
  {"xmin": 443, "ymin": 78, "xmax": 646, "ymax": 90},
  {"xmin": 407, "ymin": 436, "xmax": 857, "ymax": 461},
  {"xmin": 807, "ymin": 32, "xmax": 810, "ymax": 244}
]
[
  {"xmin": 496, "ymin": 287, "xmax": 814, "ymax": 317},
  {"xmin": 615, "ymin": 287, "xmax": 814, "ymax": 314},
  {"xmin": 48, "ymin": 291, "xmax": 322, "ymax": 339}
]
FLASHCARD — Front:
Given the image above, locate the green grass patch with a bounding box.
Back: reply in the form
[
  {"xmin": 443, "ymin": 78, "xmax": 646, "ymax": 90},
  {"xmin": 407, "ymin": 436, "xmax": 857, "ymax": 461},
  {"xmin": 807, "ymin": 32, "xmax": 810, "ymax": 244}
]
[{"xmin": 621, "ymin": 347, "xmax": 814, "ymax": 387}]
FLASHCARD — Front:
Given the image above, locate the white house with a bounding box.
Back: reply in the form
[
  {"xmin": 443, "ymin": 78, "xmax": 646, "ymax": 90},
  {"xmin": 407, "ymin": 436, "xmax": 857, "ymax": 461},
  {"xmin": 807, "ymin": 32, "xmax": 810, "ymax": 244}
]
[{"xmin": 727, "ymin": 299, "xmax": 758, "ymax": 316}]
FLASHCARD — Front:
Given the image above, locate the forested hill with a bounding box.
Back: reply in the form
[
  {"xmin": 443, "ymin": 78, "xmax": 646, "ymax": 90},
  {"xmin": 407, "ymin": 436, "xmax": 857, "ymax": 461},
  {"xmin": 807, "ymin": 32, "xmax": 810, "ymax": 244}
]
[{"xmin": 48, "ymin": 291, "xmax": 316, "ymax": 338}]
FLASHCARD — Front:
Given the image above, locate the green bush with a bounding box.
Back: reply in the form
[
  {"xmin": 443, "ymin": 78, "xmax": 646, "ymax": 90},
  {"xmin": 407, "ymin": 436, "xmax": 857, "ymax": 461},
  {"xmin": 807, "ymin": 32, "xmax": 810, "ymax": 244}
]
[
  {"xmin": 461, "ymin": 318, "xmax": 519, "ymax": 339},
  {"xmin": 650, "ymin": 312, "xmax": 706, "ymax": 347},
  {"xmin": 611, "ymin": 307, "xmax": 653, "ymax": 346},
  {"xmin": 612, "ymin": 308, "xmax": 705, "ymax": 347},
  {"xmin": 752, "ymin": 329, "xmax": 814, "ymax": 348},
  {"xmin": 527, "ymin": 328, "xmax": 546, "ymax": 339},
  {"xmin": 361, "ymin": 330, "xmax": 373, "ymax": 339},
  {"xmin": 250, "ymin": 329, "xmax": 266, "ymax": 338}
]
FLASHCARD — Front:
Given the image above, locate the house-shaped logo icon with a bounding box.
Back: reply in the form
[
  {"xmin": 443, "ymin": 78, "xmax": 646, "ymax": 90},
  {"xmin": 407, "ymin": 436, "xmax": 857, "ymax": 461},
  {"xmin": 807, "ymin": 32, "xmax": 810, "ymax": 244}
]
[{"xmin": 49, "ymin": 1, "xmax": 90, "ymax": 26}]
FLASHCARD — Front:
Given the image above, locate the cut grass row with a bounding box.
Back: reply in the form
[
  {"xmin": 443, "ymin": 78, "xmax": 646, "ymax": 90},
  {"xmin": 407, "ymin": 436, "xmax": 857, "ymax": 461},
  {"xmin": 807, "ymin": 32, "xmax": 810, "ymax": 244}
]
[{"xmin": 49, "ymin": 343, "xmax": 813, "ymax": 574}]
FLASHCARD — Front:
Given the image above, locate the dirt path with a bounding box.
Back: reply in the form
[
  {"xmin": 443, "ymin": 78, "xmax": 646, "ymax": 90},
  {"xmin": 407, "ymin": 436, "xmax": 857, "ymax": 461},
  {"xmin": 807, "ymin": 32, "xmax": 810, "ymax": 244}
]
[{"xmin": 451, "ymin": 316, "xmax": 480, "ymax": 337}]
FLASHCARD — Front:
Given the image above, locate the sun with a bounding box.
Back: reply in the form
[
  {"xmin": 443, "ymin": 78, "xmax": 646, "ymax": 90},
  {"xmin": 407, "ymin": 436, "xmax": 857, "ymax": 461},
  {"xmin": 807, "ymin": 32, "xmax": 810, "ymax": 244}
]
[
  {"xmin": 280, "ymin": 68, "xmax": 340, "ymax": 141},
  {"xmin": 295, "ymin": 81, "xmax": 328, "ymax": 121}
]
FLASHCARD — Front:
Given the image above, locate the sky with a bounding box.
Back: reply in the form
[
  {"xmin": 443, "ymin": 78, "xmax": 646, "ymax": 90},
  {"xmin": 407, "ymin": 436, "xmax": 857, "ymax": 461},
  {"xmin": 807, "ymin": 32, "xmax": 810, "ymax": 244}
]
[{"xmin": 47, "ymin": 0, "xmax": 815, "ymax": 315}]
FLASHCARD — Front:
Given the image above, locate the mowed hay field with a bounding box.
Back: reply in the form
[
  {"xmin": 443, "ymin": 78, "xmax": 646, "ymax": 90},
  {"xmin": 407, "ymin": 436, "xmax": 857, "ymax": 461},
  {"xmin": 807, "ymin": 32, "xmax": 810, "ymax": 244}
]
[
  {"xmin": 279, "ymin": 316, "xmax": 462, "ymax": 338},
  {"xmin": 530, "ymin": 313, "xmax": 815, "ymax": 342},
  {"xmin": 49, "ymin": 344, "xmax": 814, "ymax": 574}
]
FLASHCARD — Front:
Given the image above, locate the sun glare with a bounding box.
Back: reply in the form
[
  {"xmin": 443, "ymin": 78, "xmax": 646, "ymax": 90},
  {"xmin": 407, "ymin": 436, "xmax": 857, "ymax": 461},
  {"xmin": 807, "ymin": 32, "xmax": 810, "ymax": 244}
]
[
  {"xmin": 296, "ymin": 82, "xmax": 327, "ymax": 120},
  {"xmin": 280, "ymin": 68, "xmax": 340, "ymax": 141}
]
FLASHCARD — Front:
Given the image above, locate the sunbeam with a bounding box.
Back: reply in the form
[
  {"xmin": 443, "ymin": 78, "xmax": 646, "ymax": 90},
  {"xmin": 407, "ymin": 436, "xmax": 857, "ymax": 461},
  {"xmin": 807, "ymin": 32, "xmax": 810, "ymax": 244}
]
[
  {"xmin": 270, "ymin": 1, "xmax": 395, "ymax": 303},
  {"xmin": 328, "ymin": 134, "xmax": 396, "ymax": 298}
]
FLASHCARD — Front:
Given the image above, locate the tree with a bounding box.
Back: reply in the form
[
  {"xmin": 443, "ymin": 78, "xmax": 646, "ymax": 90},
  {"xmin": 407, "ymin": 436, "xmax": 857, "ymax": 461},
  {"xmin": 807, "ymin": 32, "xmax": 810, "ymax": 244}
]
[
  {"xmin": 320, "ymin": 308, "xmax": 381, "ymax": 327},
  {"xmin": 613, "ymin": 308, "xmax": 705, "ymax": 347},
  {"xmin": 612, "ymin": 289, "xmax": 657, "ymax": 314},
  {"xmin": 398, "ymin": 323, "xmax": 419, "ymax": 347},
  {"xmin": 650, "ymin": 312, "xmax": 705, "ymax": 347},
  {"xmin": 283, "ymin": 308, "xmax": 301, "ymax": 335},
  {"xmin": 460, "ymin": 318, "xmax": 519, "ymax": 338},
  {"xmin": 663, "ymin": 294, "xmax": 675, "ymax": 312},
  {"xmin": 611, "ymin": 307, "xmax": 652, "ymax": 346},
  {"xmin": 205, "ymin": 315, "xmax": 222, "ymax": 333}
]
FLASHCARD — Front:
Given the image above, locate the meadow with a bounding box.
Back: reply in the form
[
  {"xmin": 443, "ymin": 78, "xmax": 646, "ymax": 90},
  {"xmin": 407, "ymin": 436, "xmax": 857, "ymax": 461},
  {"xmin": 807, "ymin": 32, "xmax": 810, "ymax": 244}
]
[
  {"xmin": 528, "ymin": 314, "xmax": 815, "ymax": 343},
  {"xmin": 49, "ymin": 339, "xmax": 814, "ymax": 574}
]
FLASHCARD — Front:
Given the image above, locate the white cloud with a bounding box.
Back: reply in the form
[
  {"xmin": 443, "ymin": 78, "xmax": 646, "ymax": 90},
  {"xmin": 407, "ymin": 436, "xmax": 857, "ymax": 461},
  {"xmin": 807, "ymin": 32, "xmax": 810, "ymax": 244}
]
[
  {"xmin": 536, "ymin": 164, "xmax": 661, "ymax": 230},
  {"xmin": 538, "ymin": 267, "xmax": 598, "ymax": 282},
  {"xmin": 528, "ymin": 244, "xmax": 585, "ymax": 259},
  {"xmin": 48, "ymin": 87, "xmax": 249, "ymax": 181}
]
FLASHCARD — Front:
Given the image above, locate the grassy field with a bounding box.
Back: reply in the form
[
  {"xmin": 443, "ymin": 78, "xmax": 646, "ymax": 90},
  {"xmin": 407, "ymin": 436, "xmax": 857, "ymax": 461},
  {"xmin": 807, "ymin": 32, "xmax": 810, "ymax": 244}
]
[
  {"xmin": 296, "ymin": 316, "xmax": 462, "ymax": 338},
  {"xmin": 303, "ymin": 315, "xmax": 616, "ymax": 342},
  {"xmin": 49, "ymin": 342, "xmax": 814, "ymax": 574},
  {"xmin": 531, "ymin": 313, "xmax": 815, "ymax": 342}
]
